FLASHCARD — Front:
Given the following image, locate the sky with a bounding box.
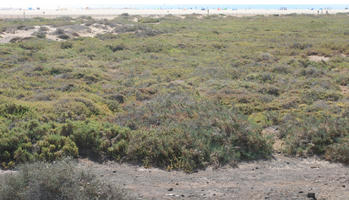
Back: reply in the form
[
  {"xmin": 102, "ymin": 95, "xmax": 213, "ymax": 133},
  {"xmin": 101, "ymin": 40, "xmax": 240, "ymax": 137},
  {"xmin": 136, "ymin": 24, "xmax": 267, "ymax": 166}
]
[{"xmin": 1, "ymin": 0, "xmax": 349, "ymax": 9}]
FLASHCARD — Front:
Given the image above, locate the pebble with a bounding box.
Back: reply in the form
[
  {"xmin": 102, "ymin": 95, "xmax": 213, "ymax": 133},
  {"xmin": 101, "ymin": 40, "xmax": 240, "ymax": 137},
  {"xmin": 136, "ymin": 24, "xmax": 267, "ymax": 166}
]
[{"xmin": 307, "ymin": 192, "xmax": 316, "ymax": 200}]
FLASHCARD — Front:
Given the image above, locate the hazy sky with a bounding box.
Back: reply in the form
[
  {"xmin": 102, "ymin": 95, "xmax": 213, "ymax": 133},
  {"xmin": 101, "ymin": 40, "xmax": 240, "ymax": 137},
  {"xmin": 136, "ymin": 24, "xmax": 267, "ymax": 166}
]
[{"xmin": 2, "ymin": 0, "xmax": 349, "ymax": 8}]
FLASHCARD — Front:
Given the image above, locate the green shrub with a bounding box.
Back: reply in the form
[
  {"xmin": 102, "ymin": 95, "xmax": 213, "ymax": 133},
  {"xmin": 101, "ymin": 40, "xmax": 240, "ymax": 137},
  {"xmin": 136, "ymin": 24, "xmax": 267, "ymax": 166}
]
[
  {"xmin": 127, "ymin": 128, "xmax": 206, "ymax": 171},
  {"xmin": 280, "ymin": 113, "xmax": 349, "ymax": 159},
  {"xmin": 61, "ymin": 121, "xmax": 130, "ymax": 160},
  {"xmin": 62, "ymin": 121, "xmax": 101, "ymax": 156},
  {"xmin": 301, "ymin": 89, "xmax": 342, "ymax": 104},
  {"xmin": 119, "ymin": 92, "xmax": 272, "ymax": 171},
  {"xmin": 32, "ymin": 31, "xmax": 46, "ymax": 38},
  {"xmin": 0, "ymin": 159, "xmax": 130, "ymax": 200},
  {"xmin": 58, "ymin": 34, "xmax": 70, "ymax": 40},
  {"xmin": 54, "ymin": 98, "xmax": 100, "ymax": 122},
  {"xmin": 60, "ymin": 41, "xmax": 73, "ymax": 49},
  {"xmin": 99, "ymin": 124, "xmax": 130, "ymax": 160},
  {"xmin": 107, "ymin": 43, "xmax": 126, "ymax": 52},
  {"xmin": 0, "ymin": 131, "xmax": 32, "ymax": 168},
  {"xmin": 0, "ymin": 120, "xmax": 60, "ymax": 168},
  {"xmin": 0, "ymin": 103, "xmax": 29, "ymax": 119},
  {"xmin": 18, "ymin": 40, "xmax": 44, "ymax": 50},
  {"xmin": 325, "ymin": 137, "xmax": 349, "ymax": 164},
  {"xmin": 290, "ymin": 42, "xmax": 312, "ymax": 50},
  {"xmin": 139, "ymin": 17, "xmax": 160, "ymax": 23},
  {"xmin": 37, "ymin": 134, "xmax": 78, "ymax": 161}
]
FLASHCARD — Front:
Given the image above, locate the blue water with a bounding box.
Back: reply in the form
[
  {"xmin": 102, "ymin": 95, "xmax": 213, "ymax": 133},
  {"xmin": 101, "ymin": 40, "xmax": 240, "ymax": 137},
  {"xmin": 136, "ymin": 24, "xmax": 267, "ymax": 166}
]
[{"xmin": 87, "ymin": 4, "xmax": 349, "ymax": 10}]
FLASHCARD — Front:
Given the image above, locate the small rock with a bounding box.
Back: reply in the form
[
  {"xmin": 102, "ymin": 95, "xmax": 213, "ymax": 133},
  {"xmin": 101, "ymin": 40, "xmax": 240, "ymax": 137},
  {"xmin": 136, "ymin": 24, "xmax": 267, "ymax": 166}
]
[
  {"xmin": 181, "ymin": 194, "xmax": 185, "ymax": 197},
  {"xmin": 168, "ymin": 188, "xmax": 173, "ymax": 191},
  {"xmin": 307, "ymin": 192, "xmax": 316, "ymax": 200},
  {"xmin": 176, "ymin": 183, "xmax": 179, "ymax": 185},
  {"xmin": 112, "ymin": 170, "xmax": 116, "ymax": 173},
  {"xmin": 342, "ymin": 185, "xmax": 346, "ymax": 188},
  {"xmin": 299, "ymin": 191, "xmax": 304, "ymax": 193}
]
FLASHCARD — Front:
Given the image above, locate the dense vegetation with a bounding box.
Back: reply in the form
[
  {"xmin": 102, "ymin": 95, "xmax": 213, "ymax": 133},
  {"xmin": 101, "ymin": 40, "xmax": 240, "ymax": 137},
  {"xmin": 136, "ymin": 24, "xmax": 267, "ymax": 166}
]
[
  {"xmin": 0, "ymin": 159, "xmax": 131, "ymax": 200},
  {"xmin": 0, "ymin": 14, "xmax": 348, "ymax": 171}
]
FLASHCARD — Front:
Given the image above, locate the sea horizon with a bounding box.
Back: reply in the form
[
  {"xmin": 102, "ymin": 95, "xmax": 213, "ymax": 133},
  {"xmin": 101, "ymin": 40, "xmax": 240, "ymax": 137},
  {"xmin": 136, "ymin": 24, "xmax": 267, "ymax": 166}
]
[{"xmin": 1, "ymin": 4, "xmax": 349, "ymax": 10}]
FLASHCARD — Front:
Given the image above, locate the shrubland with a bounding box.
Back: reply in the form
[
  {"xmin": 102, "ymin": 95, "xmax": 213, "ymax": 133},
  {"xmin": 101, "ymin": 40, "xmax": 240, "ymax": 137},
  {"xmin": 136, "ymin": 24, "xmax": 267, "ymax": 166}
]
[{"xmin": 0, "ymin": 14, "xmax": 348, "ymax": 171}]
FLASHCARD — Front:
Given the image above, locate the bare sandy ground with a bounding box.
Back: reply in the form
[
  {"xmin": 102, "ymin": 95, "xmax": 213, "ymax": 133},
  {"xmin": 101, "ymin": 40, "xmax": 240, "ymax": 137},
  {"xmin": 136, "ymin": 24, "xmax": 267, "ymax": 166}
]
[
  {"xmin": 0, "ymin": 8, "xmax": 348, "ymax": 19},
  {"xmin": 0, "ymin": 23, "xmax": 114, "ymax": 43},
  {"xmin": 308, "ymin": 55, "xmax": 331, "ymax": 62},
  {"xmin": 77, "ymin": 155, "xmax": 349, "ymax": 200},
  {"xmin": 1, "ymin": 155, "xmax": 348, "ymax": 199}
]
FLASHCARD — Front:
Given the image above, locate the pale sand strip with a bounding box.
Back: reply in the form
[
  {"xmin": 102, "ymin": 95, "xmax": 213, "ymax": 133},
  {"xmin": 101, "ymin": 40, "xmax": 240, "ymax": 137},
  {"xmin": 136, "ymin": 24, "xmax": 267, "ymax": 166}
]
[{"xmin": 0, "ymin": 8, "xmax": 348, "ymax": 19}]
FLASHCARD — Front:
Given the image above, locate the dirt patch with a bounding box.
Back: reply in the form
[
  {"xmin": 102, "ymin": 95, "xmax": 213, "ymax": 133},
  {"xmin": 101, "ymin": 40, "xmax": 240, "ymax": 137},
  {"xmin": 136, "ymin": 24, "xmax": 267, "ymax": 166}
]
[
  {"xmin": 340, "ymin": 85, "xmax": 349, "ymax": 96},
  {"xmin": 0, "ymin": 27, "xmax": 37, "ymax": 43},
  {"xmin": 78, "ymin": 155, "xmax": 349, "ymax": 200},
  {"xmin": 0, "ymin": 169, "xmax": 15, "ymax": 176},
  {"xmin": 308, "ymin": 55, "xmax": 330, "ymax": 62},
  {"xmin": 0, "ymin": 23, "xmax": 116, "ymax": 43},
  {"xmin": 262, "ymin": 126, "xmax": 284, "ymax": 153}
]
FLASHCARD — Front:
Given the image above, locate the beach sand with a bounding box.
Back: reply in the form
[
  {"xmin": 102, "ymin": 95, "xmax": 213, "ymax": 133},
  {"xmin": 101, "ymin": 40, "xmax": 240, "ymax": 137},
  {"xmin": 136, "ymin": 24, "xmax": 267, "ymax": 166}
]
[{"xmin": 0, "ymin": 8, "xmax": 348, "ymax": 19}]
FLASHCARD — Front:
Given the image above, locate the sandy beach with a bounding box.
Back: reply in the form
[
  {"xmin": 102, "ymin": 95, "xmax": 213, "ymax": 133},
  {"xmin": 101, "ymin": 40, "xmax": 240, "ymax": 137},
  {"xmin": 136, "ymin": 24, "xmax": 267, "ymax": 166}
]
[{"xmin": 0, "ymin": 8, "xmax": 348, "ymax": 19}]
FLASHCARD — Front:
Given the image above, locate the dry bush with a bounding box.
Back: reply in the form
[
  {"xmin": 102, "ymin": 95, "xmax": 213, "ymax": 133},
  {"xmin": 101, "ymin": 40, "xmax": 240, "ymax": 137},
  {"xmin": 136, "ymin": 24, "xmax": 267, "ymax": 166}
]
[{"xmin": 0, "ymin": 159, "xmax": 131, "ymax": 200}]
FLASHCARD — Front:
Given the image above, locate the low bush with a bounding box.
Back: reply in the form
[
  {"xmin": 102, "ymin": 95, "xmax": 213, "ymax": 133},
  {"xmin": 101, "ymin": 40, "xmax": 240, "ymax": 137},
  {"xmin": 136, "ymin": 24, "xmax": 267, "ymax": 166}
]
[
  {"xmin": 118, "ymin": 92, "xmax": 272, "ymax": 171},
  {"xmin": 54, "ymin": 98, "xmax": 100, "ymax": 122},
  {"xmin": 61, "ymin": 120, "xmax": 130, "ymax": 160},
  {"xmin": 0, "ymin": 131, "xmax": 32, "ymax": 168},
  {"xmin": 0, "ymin": 159, "xmax": 131, "ymax": 200},
  {"xmin": 60, "ymin": 41, "xmax": 73, "ymax": 49},
  {"xmin": 107, "ymin": 44, "xmax": 126, "ymax": 52},
  {"xmin": 325, "ymin": 137, "xmax": 349, "ymax": 164},
  {"xmin": 139, "ymin": 17, "xmax": 160, "ymax": 23},
  {"xmin": 280, "ymin": 113, "xmax": 349, "ymax": 161},
  {"xmin": 0, "ymin": 103, "xmax": 29, "ymax": 119},
  {"xmin": 32, "ymin": 31, "xmax": 46, "ymax": 38},
  {"xmin": 37, "ymin": 134, "xmax": 78, "ymax": 161}
]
